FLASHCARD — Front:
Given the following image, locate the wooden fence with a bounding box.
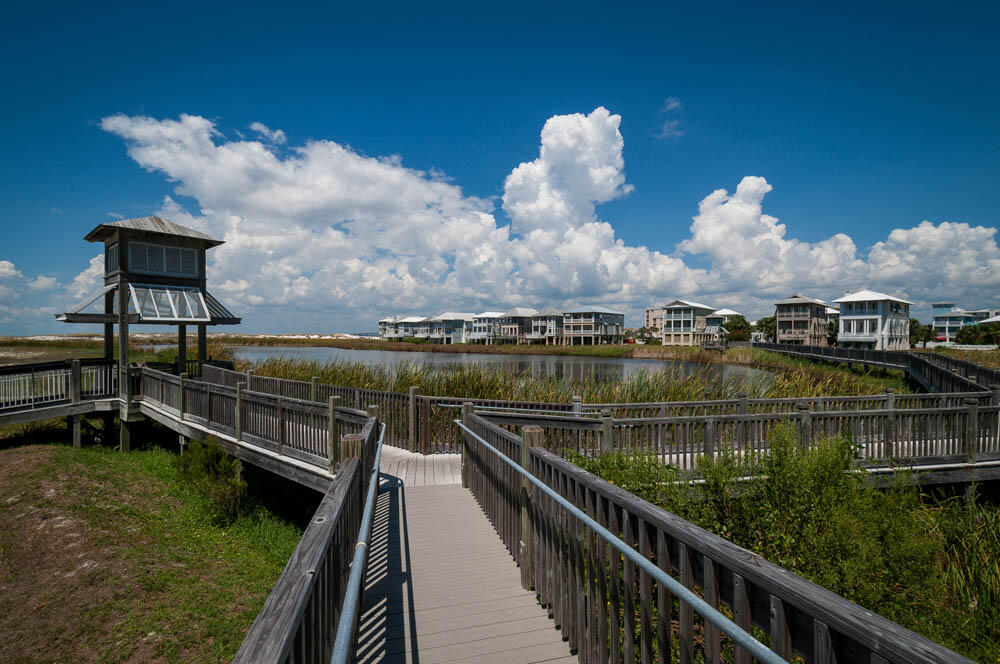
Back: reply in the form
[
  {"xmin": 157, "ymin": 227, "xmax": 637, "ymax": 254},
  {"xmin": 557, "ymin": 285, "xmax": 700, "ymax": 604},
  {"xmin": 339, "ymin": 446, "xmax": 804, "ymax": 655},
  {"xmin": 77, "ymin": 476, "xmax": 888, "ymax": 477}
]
[
  {"xmin": 480, "ymin": 400, "xmax": 1000, "ymax": 470},
  {"xmin": 460, "ymin": 413, "xmax": 974, "ymax": 664},
  {"xmin": 0, "ymin": 358, "xmax": 117, "ymax": 412},
  {"xmin": 139, "ymin": 367, "xmax": 372, "ymax": 471},
  {"xmin": 197, "ymin": 363, "xmax": 999, "ymax": 457},
  {"xmin": 751, "ymin": 342, "xmax": 996, "ymax": 393},
  {"xmin": 232, "ymin": 419, "xmax": 382, "ymax": 664}
]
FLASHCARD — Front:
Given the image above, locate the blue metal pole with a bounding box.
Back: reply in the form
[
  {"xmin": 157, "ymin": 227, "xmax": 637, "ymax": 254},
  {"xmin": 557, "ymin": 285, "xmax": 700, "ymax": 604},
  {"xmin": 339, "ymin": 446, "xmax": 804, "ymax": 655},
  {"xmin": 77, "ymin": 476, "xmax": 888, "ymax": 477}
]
[{"xmin": 329, "ymin": 423, "xmax": 385, "ymax": 664}]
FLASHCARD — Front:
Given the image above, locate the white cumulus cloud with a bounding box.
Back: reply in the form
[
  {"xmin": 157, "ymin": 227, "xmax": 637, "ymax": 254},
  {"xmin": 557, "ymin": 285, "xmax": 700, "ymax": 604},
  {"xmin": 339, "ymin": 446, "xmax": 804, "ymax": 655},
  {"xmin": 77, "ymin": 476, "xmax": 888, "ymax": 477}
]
[
  {"xmin": 7, "ymin": 108, "xmax": 982, "ymax": 333},
  {"xmin": 27, "ymin": 275, "xmax": 58, "ymax": 291}
]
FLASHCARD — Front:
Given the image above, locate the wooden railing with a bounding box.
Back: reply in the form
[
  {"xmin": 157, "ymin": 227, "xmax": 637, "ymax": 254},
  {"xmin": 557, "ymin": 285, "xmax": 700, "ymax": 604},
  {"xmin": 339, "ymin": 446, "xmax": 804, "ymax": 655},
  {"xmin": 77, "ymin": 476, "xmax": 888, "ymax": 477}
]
[
  {"xmin": 233, "ymin": 458, "xmax": 363, "ymax": 663},
  {"xmin": 459, "ymin": 413, "xmax": 974, "ymax": 664},
  {"xmin": 480, "ymin": 401, "xmax": 1000, "ymax": 470},
  {"xmin": 197, "ymin": 359, "xmax": 1000, "ymax": 456},
  {"xmin": 233, "ymin": 420, "xmax": 383, "ymax": 664},
  {"xmin": 751, "ymin": 342, "xmax": 995, "ymax": 393},
  {"xmin": 0, "ymin": 358, "xmax": 117, "ymax": 412},
  {"xmin": 139, "ymin": 367, "xmax": 371, "ymax": 471},
  {"xmin": 139, "ymin": 363, "xmax": 386, "ymax": 663}
]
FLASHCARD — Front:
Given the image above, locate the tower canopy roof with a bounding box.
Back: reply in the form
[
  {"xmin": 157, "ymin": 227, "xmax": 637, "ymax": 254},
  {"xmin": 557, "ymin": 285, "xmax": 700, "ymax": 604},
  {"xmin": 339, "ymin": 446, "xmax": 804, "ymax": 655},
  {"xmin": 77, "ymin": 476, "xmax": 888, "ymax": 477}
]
[{"xmin": 84, "ymin": 216, "xmax": 223, "ymax": 248}]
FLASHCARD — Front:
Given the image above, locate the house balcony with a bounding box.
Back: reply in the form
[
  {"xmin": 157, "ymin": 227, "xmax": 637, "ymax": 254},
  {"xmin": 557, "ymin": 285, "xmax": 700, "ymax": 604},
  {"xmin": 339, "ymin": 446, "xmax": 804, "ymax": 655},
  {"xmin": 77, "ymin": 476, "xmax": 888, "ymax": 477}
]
[
  {"xmin": 777, "ymin": 329, "xmax": 810, "ymax": 338},
  {"xmin": 838, "ymin": 332, "xmax": 878, "ymax": 342}
]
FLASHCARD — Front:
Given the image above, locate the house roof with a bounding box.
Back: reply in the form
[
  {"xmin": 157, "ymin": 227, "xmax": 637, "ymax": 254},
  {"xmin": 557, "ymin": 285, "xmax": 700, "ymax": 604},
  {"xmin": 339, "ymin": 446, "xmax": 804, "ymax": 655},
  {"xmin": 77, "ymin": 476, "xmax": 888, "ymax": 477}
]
[
  {"xmin": 84, "ymin": 216, "xmax": 223, "ymax": 247},
  {"xmin": 976, "ymin": 315, "xmax": 1000, "ymax": 325},
  {"xmin": 397, "ymin": 316, "xmax": 426, "ymax": 324},
  {"xmin": 533, "ymin": 309, "xmax": 563, "ymax": 318},
  {"xmin": 774, "ymin": 293, "xmax": 828, "ymax": 306},
  {"xmin": 825, "ymin": 307, "xmax": 840, "ymax": 315},
  {"xmin": 712, "ymin": 308, "xmax": 741, "ymax": 317},
  {"xmin": 664, "ymin": 299, "xmax": 714, "ymax": 311},
  {"xmin": 833, "ymin": 289, "xmax": 913, "ymax": 305},
  {"xmin": 429, "ymin": 312, "xmax": 477, "ymax": 322},
  {"xmin": 564, "ymin": 305, "xmax": 625, "ymax": 315},
  {"xmin": 504, "ymin": 307, "xmax": 539, "ymax": 317},
  {"xmin": 475, "ymin": 311, "xmax": 506, "ymax": 319}
]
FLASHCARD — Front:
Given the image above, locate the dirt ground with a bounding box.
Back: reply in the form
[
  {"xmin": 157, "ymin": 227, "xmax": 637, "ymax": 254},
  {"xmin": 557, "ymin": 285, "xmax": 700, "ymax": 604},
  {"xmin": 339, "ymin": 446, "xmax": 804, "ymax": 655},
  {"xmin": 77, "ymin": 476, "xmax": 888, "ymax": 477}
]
[{"xmin": 0, "ymin": 445, "xmax": 296, "ymax": 663}]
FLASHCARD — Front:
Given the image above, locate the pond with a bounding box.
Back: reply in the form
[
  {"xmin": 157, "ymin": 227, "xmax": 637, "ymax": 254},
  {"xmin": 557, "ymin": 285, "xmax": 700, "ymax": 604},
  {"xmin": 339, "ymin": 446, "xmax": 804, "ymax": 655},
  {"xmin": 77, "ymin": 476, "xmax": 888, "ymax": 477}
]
[{"xmin": 228, "ymin": 345, "xmax": 774, "ymax": 386}]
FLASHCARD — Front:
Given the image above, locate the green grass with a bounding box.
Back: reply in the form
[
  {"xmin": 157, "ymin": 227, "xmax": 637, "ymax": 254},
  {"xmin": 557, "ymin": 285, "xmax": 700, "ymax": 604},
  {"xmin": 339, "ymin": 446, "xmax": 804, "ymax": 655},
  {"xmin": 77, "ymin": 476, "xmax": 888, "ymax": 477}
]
[
  {"xmin": 0, "ymin": 442, "xmax": 301, "ymax": 663},
  {"xmin": 569, "ymin": 425, "xmax": 1000, "ymax": 663}
]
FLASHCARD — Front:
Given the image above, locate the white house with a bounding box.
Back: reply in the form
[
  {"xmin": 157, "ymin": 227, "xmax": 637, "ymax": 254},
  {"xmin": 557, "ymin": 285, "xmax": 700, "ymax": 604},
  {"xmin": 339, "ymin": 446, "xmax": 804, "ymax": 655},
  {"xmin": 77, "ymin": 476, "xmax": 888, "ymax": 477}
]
[
  {"xmin": 528, "ymin": 310, "xmax": 564, "ymax": 344},
  {"xmin": 833, "ymin": 290, "xmax": 911, "ymax": 350},
  {"xmin": 499, "ymin": 307, "xmax": 539, "ymax": 344},
  {"xmin": 704, "ymin": 308, "xmax": 742, "ymax": 341},
  {"xmin": 467, "ymin": 311, "xmax": 505, "ymax": 344},
  {"xmin": 660, "ymin": 300, "xmax": 716, "ymax": 346},
  {"xmin": 427, "ymin": 312, "xmax": 477, "ymax": 344},
  {"xmin": 394, "ymin": 316, "xmax": 427, "ymax": 339}
]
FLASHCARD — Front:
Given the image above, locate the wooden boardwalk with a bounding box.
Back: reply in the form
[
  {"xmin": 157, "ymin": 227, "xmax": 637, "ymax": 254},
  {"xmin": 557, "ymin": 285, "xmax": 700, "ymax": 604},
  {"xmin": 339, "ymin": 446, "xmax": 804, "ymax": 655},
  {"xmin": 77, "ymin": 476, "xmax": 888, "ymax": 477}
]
[
  {"xmin": 354, "ymin": 481, "xmax": 574, "ymax": 664},
  {"xmin": 379, "ymin": 446, "xmax": 463, "ymax": 486}
]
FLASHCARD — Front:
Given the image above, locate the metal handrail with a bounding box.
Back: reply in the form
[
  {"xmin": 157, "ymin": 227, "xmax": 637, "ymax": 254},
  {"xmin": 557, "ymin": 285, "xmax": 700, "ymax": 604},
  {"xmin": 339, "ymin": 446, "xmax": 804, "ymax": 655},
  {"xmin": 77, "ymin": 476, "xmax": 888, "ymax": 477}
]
[
  {"xmin": 329, "ymin": 422, "xmax": 386, "ymax": 664},
  {"xmin": 454, "ymin": 420, "xmax": 789, "ymax": 664}
]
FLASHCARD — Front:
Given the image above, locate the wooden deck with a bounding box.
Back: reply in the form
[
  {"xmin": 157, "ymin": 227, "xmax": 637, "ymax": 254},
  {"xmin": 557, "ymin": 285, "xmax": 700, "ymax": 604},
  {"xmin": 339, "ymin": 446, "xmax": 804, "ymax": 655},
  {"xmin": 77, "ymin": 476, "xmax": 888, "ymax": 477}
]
[
  {"xmin": 379, "ymin": 445, "xmax": 463, "ymax": 486},
  {"xmin": 355, "ymin": 481, "xmax": 574, "ymax": 664}
]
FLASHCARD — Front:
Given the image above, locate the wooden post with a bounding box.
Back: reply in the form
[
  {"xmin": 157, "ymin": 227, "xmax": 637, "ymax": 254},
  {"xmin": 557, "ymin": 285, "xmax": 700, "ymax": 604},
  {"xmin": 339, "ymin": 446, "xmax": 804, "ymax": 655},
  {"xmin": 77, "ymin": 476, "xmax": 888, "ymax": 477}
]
[
  {"xmin": 521, "ymin": 425, "xmax": 542, "ymax": 591},
  {"xmin": 965, "ymin": 398, "xmax": 979, "ymax": 463},
  {"xmin": 461, "ymin": 402, "xmax": 473, "ymax": 488},
  {"xmin": 103, "ymin": 289, "xmax": 114, "ymax": 360},
  {"xmin": 328, "ymin": 396, "xmax": 342, "ymax": 472},
  {"xmin": 600, "ymin": 408, "xmax": 613, "ymax": 453},
  {"xmin": 884, "ymin": 388, "xmax": 896, "ymax": 458},
  {"xmin": 364, "ymin": 404, "xmax": 379, "ymax": 476},
  {"xmin": 177, "ymin": 324, "xmax": 187, "ymax": 375},
  {"xmin": 178, "ymin": 373, "xmax": 187, "ymax": 418},
  {"xmin": 736, "ymin": 392, "xmax": 747, "ymax": 449},
  {"xmin": 408, "ymin": 386, "xmax": 420, "ymax": 452},
  {"xmin": 796, "ymin": 402, "xmax": 812, "ymax": 448},
  {"xmin": 120, "ymin": 420, "xmax": 131, "ymax": 453},
  {"xmin": 572, "ymin": 395, "xmax": 582, "ymax": 453},
  {"xmin": 69, "ymin": 359, "xmax": 81, "ymax": 449},
  {"xmin": 236, "ymin": 381, "xmax": 245, "ymax": 442},
  {"xmin": 118, "ymin": 275, "xmax": 131, "ymax": 453},
  {"xmin": 245, "ymin": 368, "xmax": 253, "ymax": 391},
  {"xmin": 178, "ymin": 434, "xmax": 186, "ymax": 455},
  {"xmin": 196, "ymin": 324, "xmax": 207, "ymax": 369},
  {"xmin": 277, "ymin": 399, "xmax": 285, "ymax": 456},
  {"xmin": 703, "ymin": 418, "xmax": 716, "ymax": 458},
  {"xmin": 310, "ymin": 376, "xmax": 319, "ymax": 403}
]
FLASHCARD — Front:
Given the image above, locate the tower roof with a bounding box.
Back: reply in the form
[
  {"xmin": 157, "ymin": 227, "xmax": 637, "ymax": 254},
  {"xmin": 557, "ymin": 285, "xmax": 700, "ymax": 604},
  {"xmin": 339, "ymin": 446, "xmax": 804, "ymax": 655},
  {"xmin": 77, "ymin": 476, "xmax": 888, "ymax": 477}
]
[{"xmin": 84, "ymin": 216, "xmax": 223, "ymax": 248}]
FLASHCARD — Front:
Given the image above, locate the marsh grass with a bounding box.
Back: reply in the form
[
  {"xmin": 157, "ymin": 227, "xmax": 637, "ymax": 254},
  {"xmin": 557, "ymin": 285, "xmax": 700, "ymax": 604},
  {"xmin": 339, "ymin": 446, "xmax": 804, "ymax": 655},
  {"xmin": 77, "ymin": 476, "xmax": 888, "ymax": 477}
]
[
  {"xmin": 570, "ymin": 425, "xmax": 1000, "ymax": 662},
  {"xmin": 234, "ymin": 347, "xmax": 908, "ymax": 403}
]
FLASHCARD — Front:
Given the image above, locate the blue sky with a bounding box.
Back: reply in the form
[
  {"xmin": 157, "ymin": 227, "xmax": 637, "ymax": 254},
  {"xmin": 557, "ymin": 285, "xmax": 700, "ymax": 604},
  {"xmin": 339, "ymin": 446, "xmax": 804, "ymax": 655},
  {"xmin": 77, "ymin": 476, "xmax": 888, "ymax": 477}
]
[{"xmin": 2, "ymin": 2, "xmax": 999, "ymax": 333}]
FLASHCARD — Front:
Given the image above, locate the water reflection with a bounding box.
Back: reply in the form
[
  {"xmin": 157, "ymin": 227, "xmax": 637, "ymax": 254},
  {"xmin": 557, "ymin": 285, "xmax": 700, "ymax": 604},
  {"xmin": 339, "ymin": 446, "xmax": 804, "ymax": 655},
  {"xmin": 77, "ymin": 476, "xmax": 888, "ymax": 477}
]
[{"xmin": 229, "ymin": 345, "xmax": 773, "ymax": 385}]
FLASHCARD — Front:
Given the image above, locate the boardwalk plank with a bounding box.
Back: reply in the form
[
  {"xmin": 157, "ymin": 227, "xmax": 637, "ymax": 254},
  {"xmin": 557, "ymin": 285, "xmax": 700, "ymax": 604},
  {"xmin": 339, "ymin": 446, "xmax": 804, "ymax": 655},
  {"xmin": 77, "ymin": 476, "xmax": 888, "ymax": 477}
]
[{"xmin": 356, "ymin": 483, "xmax": 571, "ymax": 664}]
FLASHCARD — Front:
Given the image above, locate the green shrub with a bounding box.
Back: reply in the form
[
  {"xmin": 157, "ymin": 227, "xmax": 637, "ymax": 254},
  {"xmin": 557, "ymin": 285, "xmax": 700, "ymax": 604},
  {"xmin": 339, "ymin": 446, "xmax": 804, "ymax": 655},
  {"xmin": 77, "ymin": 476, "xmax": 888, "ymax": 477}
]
[
  {"xmin": 172, "ymin": 436, "xmax": 248, "ymax": 523},
  {"xmin": 569, "ymin": 424, "xmax": 1000, "ymax": 661}
]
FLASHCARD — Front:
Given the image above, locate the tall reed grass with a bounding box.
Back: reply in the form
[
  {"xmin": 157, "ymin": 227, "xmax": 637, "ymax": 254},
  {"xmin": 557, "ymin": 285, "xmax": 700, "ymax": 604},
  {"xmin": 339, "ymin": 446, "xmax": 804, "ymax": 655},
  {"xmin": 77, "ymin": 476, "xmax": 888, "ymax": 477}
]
[{"xmin": 233, "ymin": 350, "xmax": 907, "ymax": 403}]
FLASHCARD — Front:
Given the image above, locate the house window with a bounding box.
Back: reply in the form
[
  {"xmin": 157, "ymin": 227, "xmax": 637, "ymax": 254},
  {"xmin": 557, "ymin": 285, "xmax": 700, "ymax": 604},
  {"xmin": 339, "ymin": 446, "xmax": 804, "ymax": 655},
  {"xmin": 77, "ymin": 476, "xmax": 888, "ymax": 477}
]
[{"xmin": 129, "ymin": 241, "xmax": 199, "ymax": 278}]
